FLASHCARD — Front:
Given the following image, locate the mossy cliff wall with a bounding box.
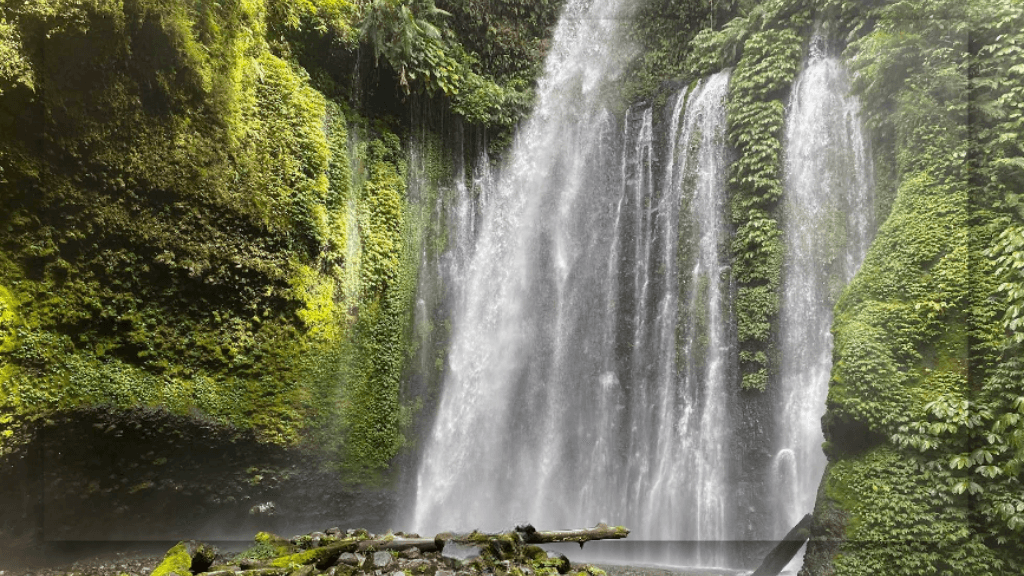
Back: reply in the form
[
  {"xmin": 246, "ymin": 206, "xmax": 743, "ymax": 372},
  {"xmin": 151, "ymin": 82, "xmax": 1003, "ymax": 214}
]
[
  {"xmin": 0, "ymin": 0, "xmax": 561, "ymax": 548},
  {"xmin": 0, "ymin": 0, "xmax": 416, "ymax": 475},
  {"xmin": 798, "ymin": 0, "xmax": 1024, "ymax": 574}
]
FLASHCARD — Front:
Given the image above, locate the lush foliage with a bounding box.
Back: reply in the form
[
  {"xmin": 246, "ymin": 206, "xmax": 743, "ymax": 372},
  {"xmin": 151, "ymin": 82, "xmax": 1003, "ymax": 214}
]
[
  {"xmin": 802, "ymin": 0, "xmax": 1024, "ymax": 573},
  {"xmin": 690, "ymin": 0, "xmax": 810, "ymax": 390},
  {"xmin": 0, "ymin": 0, "xmax": 421, "ymax": 480},
  {"xmin": 617, "ymin": 0, "xmax": 744, "ymax": 104}
]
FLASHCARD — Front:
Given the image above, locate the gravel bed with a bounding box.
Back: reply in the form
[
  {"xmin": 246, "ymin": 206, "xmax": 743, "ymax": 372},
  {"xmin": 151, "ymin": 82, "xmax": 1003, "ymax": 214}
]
[{"xmin": 0, "ymin": 550, "xmax": 163, "ymax": 576}]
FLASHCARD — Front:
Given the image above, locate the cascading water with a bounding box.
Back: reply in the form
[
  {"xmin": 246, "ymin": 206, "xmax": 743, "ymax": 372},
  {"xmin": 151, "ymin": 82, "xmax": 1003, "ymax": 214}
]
[
  {"xmin": 413, "ymin": 0, "xmax": 737, "ymax": 552},
  {"xmin": 412, "ymin": 3, "xmax": 875, "ymax": 570},
  {"xmin": 771, "ymin": 37, "xmax": 874, "ymax": 539},
  {"xmin": 637, "ymin": 72, "xmax": 733, "ymax": 552},
  {"xmin": 412, "ymin": 0, "xmax": 635, "ymax": 533}
]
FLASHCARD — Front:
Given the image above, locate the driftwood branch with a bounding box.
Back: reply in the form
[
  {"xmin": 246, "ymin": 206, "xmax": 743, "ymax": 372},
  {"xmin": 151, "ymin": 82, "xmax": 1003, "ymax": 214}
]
[
  {"xmin": 156, "ymin": 523, "xmax": 631, "ymax": 576},
  {"xmin": 517, "ymin": 522, "xmax": 630, "ymax": 547},
  {"xmin": 751, "ymin": 514, "xmax": 812, "ymax": 576},
  {"xmin": 437, "ymin": 522, "xmax": 630, "ymax": 550},
  {"xmin": 356, "ymin": 537, "xmax": 441, "ymax": 553}
]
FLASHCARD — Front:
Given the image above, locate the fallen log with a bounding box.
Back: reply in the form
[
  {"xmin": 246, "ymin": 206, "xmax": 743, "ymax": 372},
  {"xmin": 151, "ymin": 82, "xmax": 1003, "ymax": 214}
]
[
  {"xmin": 751, "ymin": 514, "xmax": 813, "ymax": 576},
  {"xmin": 517, "ymin": 522, "xmax": 630, "ymax": 547},
  {"xmin": 356, "ymin": 537, "xmax": 441, "ymax": 553},
  {"xmin": 435, "ymin": 522, "xmax": 630, "ymax": 551}
]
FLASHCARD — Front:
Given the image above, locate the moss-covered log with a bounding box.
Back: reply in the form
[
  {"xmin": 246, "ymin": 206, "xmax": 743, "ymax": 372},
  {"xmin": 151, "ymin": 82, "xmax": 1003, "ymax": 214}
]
[
  {"xmin": 436, "ymin": 523, "xmax": 630, "ymax": 551},
  {"xmin": 356, "ymin": 537, "xmax": 440, "ymax": 553},
  {"xmin": 517, "ymin": 523, "xmax": 630, "ymax": 547}
]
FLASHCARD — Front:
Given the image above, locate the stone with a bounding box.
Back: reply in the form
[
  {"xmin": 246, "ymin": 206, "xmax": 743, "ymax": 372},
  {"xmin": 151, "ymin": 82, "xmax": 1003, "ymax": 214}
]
[
  {"xmin": 400, "ymin": 547, "xmax": 422, "ymax": 560},
  {"xmin": 543, "ymin": 552, "xmax": 571, "ymax": 574},
  {"xmin": 373, "ymin": 551, "xmax": 394, "ymax": 568},
  {"xmin": 185, "ymin": 540, "xmax": 217, "ymax": 573},
  {"xmin": 249, "ymin": 501, "xmax": 276, "ymax": 516},
  {"xmin": 436, "ymin": 570, "xmax": 456, "ymax": 576},
  {"xmin": 337, "ymin": 552, "xmax": 361, "ymax": 566},
  {"xmin": 401, "ymin": 559, "xmax": 431, "ymax": 572}
]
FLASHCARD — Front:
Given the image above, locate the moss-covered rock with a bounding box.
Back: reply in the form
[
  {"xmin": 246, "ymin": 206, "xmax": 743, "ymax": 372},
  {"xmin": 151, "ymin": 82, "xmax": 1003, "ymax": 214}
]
[{"xmin": 150, "ymin": 542, "xmax": 193, "ymax": 576}]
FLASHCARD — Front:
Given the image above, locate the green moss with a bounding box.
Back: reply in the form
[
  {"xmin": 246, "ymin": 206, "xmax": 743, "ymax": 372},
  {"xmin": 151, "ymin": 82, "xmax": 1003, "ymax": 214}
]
[
  {"xmin": 252, "ymin": 532, "xmax": 298, "ymax": 556},
  {"xmin": 0, "ymin": 0, "xmax": 426, "ymax": 482},
  {"xmin": 151, "ymin": 542, "xmax": 193, "ymax": 576},
  {"xmin": 821, "ymin": 447, "xmax": 998, "ymax": 575},
  {"xmin": 265, "ymin": 538, "xmax": 358, "ymax": 568},
  {"xmin": 0, "ymin": 285, "xmax": 18, "ymax": 354}
]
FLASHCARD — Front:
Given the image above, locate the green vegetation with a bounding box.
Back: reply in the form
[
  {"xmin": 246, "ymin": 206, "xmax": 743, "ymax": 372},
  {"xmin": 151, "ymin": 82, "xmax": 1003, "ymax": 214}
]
[
  {"xmin": 0, "ymin": 0, "xmax": 541, "ymax": 482},
  {"xmin": 150, "ymin": 542, "xmax": 193, "ymax": 576},
  {"xmin": 798, "ymin": 0, "xmax": 1024, "ymax": 573},
  {"xmin": 678, "ymin": 0, "xmax": 811, "ymax": 390},
  {"xmin": 725, "ymin": 25, "xmax": 804, "ymax": 390}
]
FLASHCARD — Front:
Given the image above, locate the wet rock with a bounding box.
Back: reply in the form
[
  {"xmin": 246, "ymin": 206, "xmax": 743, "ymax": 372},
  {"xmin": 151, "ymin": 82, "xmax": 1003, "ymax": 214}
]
[
  {"xmin": 250, "ymin": 501, "xmax": 277, "ymax": 516},
  {"xmin": 435, "ymin": 570, "xmax": 456, "ymax": 576},
  {"xmin": 372, "ymin": 551, "xmax": 394, "ymax": 568},
  {"xmin": 441, "ymin": 542, "xmax": 482, "ymax": 563},
  {"xmin": 402, "ymin": 559, "xmax": 432, "ymax": 572},
  {"xmin": 239, "ymin": 557, "xmax": 264, "ymax": 570},
  {"xmin": 337, "ymin": 552, "xmax": 361, "ymax": 566},
  {"xmin": 400, "ymin": 547, "xmax": 422, "ymax": 560},
  {"xmin": 542, "ymin": 552, "xmax": 570, "ymax": 574},
  {"xmin": 150, "ymin": 542, "xmax": 193, "ymax": 576},
  {"xmin": 186, "ymin": 540, "xmax": 218, "ymax": 573}
]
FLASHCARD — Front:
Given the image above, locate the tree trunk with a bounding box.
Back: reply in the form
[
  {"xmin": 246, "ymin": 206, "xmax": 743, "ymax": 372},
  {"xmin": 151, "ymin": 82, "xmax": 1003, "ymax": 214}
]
[{"xmin": 751, "ymin": 514, "xmax": 813, "ymax": 576}]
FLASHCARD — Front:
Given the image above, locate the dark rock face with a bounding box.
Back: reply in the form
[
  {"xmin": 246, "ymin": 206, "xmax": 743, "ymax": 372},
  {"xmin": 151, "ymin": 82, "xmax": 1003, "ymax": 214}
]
[{"xmin": 0, "ymin": 407, "xmax": 396, "ymax": 566}]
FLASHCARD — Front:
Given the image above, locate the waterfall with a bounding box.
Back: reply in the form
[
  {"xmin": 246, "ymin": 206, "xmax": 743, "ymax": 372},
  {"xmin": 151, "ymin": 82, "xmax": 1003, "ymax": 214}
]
[
  {"xmin": 411, "ymin": 0, "xmax": 634, "ymax": 534},
  {"xmin": 412, "ymin": 4, "xmax": 874, "ymax": 570},
  {"xmin": 414, "ymin": 0, "xmax": 735, "ymax": 554},
  {"xmin": 637, "ymin": 72, "xmax": 733, "ymax": 551},
  {"xmin": 771, "ymin": 38, "xmax": 874, "ymax": 539}
]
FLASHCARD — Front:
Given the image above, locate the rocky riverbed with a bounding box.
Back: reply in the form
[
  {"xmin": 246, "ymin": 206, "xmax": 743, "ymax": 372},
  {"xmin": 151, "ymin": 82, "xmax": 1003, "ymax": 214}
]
[{"xmin": 0, "ymin": 526, "xmax": 748, "ymax": 576}]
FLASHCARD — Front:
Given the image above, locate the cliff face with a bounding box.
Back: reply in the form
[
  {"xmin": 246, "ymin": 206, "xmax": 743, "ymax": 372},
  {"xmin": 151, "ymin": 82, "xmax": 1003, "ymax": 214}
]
[
  {"xmin": 800, "ymin": 1, "xmax": 1024, "ymax": 573},
  {"xmin": 0, "ymin": 0, "xmax": 420, "ymax": 471},
  {"xmin": 0, "ymin": 0, "xmax": 562, "ymax": 549}
]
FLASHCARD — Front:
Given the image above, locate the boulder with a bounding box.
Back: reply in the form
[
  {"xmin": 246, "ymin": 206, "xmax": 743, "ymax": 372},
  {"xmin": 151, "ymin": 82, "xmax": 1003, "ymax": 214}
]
[{"xmin": 372, "ymin": 551, "xmax": 394, "ymax": 568}]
